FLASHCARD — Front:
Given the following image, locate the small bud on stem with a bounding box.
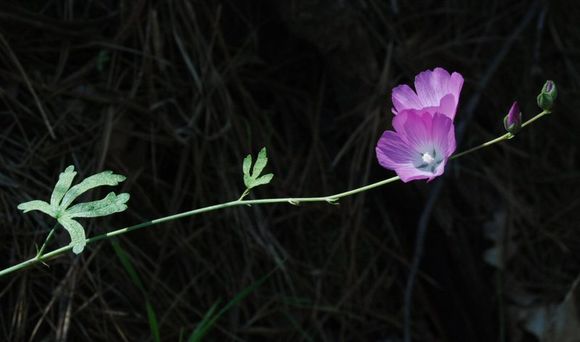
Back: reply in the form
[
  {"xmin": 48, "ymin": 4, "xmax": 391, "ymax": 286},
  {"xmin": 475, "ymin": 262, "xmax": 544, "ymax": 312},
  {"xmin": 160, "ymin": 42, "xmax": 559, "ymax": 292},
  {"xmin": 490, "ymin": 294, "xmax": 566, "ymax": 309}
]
[
  {"xmin": 537, "ymin": 80, "xmax": 557, "ymax": 111},
  {"xmin": 503, "ymin": 101, "xmax": 522, "ymax": 134}
]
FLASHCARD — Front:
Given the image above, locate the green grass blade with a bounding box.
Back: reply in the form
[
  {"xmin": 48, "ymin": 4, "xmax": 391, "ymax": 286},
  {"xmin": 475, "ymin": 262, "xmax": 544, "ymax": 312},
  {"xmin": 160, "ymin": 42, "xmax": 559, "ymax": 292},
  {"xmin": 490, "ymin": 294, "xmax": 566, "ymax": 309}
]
[
  {"xmin": 145, "ymin": 299, "xmax": 161, "ymax": 342},
  {"xmin": 112, "ymin": 240, "xmax": 160, "ymax": 342},
  {"xmin": 188, "ymin": 267, "xmax": 277, "ymax": 341},
  {"xmin": 188, "ymin": 302, "xmax": 221, "ymax": 342},
  {"xmin": 111, "ymin": 239, "xmax": 145, "ymax": 291}
]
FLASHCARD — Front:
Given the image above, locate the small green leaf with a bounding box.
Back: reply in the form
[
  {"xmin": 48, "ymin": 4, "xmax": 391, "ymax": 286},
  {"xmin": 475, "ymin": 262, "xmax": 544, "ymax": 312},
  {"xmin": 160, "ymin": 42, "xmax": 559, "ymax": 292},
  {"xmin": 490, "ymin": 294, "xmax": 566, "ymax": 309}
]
[
  {"xmin": 66, "ymin": 192, "xmax": 130, "ymax": 218},
  {"xmin": 252, "ymin": 173, "xmax": 273, "ymax": 187},
  {"xmin": 17, "ymin": 200, "xmax": 56, "ymax": 217},
  {"xmin": 242, "ymin": 154, "xmax": 252, "ymax": 177},
  {"xmin": 57, "ymin": 216, "xmax": 87, "ymax": 254},
  {"xmin": 241, "ymin": 147, "xmax": 274, "ymax": 192},
  {"xmin": 60, "ymin": 170, "xmax": 126, "ymax": 209},
  {"xmin": 50, "ymin": 165, "xmax": 77, "ymax": 208},
  {"xmin": 252, "ymin": 147, "xmax": 268, "ymax": 177}
]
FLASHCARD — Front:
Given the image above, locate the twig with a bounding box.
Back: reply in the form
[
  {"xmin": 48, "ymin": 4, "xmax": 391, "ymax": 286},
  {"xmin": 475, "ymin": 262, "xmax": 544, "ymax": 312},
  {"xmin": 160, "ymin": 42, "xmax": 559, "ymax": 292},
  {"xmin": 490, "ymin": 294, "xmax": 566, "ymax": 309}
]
[{"xmin": 0, "ymin": 109, "xmax": 549, "ymax": 279}]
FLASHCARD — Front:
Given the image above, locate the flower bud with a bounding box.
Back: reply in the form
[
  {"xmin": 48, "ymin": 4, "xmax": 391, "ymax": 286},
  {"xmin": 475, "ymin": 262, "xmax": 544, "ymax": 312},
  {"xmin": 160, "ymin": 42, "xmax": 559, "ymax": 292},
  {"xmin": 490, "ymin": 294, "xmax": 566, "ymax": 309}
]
[
  {"xmin": 503, "ymin": 101, "xmax": 522, "ymax": 134},
  {"xmin": 536, "ymin": 80, "xmax": 557, "ymax": 110}
]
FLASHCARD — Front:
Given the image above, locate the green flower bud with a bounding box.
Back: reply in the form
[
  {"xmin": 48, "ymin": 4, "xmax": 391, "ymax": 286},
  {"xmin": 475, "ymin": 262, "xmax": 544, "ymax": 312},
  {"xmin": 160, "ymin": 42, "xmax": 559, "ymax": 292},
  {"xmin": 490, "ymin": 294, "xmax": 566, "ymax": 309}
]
[
  {"xmin": 536, "ymin": 80, "xmax": 557, "ymax": 111},
  {"xmin": 503, "ymin": 101, "xmax": 522, "ymax": 134}
]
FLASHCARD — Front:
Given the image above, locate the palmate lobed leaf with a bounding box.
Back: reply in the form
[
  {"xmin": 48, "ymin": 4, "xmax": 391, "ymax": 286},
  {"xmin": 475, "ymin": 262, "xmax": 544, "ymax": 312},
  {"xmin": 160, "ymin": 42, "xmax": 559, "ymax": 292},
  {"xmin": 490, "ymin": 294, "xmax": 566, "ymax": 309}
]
[
  {"xmin": 17, "ymin": 164, "xmax": 130, "ymax": 255},
  {"xmin": 242, "ymin": 147, "xmax": 274, "ymax": 190}
]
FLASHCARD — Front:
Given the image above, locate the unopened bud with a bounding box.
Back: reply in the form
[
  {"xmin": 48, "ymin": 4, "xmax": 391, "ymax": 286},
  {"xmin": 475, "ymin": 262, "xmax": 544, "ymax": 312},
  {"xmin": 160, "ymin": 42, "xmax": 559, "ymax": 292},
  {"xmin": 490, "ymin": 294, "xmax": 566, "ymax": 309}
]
[
  {"xmin": 537, "ymin": 80, "xmax": 557, "ymax": 111},
  {"xmin": 503, "ymin": 101, "xmax": 522, "ymax": 134}
]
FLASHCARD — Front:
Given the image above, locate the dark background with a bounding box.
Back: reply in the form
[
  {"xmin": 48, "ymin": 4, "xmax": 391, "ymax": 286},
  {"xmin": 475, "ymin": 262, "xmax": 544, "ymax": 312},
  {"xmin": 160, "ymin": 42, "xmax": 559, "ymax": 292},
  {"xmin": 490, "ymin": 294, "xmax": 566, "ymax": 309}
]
[{"xmin": 1, "ymin": 0, "xmax": 579, "ymax": 341}]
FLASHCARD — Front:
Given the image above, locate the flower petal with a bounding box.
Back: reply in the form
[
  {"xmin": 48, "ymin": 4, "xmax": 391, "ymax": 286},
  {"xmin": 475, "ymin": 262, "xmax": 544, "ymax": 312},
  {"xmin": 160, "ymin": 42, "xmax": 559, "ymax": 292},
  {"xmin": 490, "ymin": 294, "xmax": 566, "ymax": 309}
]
[
  {"xmin": 430, "ymin": 112, "xmax": 456, "ymax": 158},
  {"xmin": 393, "ymin": 163, "xmax": 440, "ymax": 183},
  {"xmin": 414, "ymin": 68, "xmax": 464, "ymax": 119},
  {"xmin": 375, "ymin": 130, "xmax": 416, "ymax": 169},
  {"xmin": 377, "ymin": 110, "xmax": 456, "ymax": 182},
  {"xmin": 392, "ymin": 109, "xmax": 432, "ymax": 153},
  {"xmin": 425, "ymin": 160, "xmax": 447, "ymax": 182},
  {"xmin": 392, "ymin": 84, "xmax": 422, "ymax": 115},
  {"xmin": 376, "ymin": 129, "xmax": 438, "ymax": 182},
  {"xmin": 414, "ymin": 68, "xmax": 450, "ymax": 105}
]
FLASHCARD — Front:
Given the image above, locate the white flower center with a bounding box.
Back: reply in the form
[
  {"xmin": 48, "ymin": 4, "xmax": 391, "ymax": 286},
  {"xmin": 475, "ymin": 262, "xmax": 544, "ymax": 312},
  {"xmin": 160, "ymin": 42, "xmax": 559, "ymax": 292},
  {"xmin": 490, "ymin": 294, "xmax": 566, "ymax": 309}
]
[{"xmin": 421, "ymin": 152, "xmax": 435, "ymax": 165}]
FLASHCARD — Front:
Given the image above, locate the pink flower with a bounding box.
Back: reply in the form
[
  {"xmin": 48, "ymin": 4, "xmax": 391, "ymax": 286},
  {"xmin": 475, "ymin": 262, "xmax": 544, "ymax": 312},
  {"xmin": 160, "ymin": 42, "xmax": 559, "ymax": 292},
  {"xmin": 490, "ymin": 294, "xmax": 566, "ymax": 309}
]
[
  {"xmin": 376, "ymin": 109, "xmax": 456, "ymax": 182},
  {"xmin": 391, "ymin": 67, "xmax": 464, "ymax": 120},
  {"xmin": 376, "ymin": 68, "xmax": 463, "ymax": 182}
]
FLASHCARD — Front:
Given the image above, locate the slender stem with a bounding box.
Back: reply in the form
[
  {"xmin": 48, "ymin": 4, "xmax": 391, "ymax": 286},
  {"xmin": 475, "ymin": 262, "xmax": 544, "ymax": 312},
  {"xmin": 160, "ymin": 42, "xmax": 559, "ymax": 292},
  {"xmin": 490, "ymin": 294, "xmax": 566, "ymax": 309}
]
[
  {"xmin": 36, "ymin": 223, "xmax": 59, "ymax": 259},
  {"xmin": 451, "ymin": 110, "xmax": 549, "ymax": 160},
  {"xmin": 0, "ymin": 109, "xmax": 551, "ymax": 278},
  {"xmin": 450, "ymin": 133, "xmax": 512, "ymax": 160},
  {"xmin": 238, "ymin": 188, "xmax": 250, "ymax": 201},
  {"xmin": 521, "ymin": 109, "xmax": 549, "ymax": 128}
]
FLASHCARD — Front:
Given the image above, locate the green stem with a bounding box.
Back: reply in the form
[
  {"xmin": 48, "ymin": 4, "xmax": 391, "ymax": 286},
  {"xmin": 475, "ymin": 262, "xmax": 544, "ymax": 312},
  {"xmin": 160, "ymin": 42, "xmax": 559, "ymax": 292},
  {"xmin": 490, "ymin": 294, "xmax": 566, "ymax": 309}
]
[
  {"xmin": 450, "ymin": 132, "xmax": 512, "ymax": 160},
  {"xmin": 238, "ymin": 188, "xmax": 250, "ymax": 201},
  {"xmin": 0, "ymin": 109, "xmax": 550, "ymax": 278},
  {"xmin": 521, "ymin": 109, "xmax": 549, "ymax": 128},
  {"xmin": 451, "ymin": 110, "xmax": 549, "ymax": 160},
  {"xmin": 36, "ymin": 223, "xmax": 58, "ymax": 259}
]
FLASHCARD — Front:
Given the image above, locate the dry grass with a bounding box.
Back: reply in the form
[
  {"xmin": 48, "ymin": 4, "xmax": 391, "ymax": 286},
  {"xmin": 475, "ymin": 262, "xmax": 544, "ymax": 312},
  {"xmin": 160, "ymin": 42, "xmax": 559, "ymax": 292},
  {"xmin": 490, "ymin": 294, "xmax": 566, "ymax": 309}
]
[{"xmin": 1, "ymin": 0, "xmax": 579, "ymax": 341}]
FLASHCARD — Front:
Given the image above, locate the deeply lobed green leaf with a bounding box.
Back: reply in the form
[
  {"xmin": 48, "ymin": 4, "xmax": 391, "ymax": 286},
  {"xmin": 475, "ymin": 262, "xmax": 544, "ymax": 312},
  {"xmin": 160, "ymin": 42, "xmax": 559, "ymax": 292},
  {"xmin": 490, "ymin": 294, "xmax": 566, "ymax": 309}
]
[
  {"xmin": 242, "ymin": 147, "xmax": 273, "ymax": 190},
  {"xmin": 17, "ymin": 165, "xmax": 130, "ymax": 255}
]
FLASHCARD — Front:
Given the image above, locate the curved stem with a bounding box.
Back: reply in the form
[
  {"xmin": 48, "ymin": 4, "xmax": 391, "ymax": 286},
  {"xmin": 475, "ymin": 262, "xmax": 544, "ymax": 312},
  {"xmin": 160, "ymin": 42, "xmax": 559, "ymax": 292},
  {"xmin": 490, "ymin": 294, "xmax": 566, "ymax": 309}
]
[{"xmin": 0, "ymin": 110, "xmax": 550, "ymax": 278}]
